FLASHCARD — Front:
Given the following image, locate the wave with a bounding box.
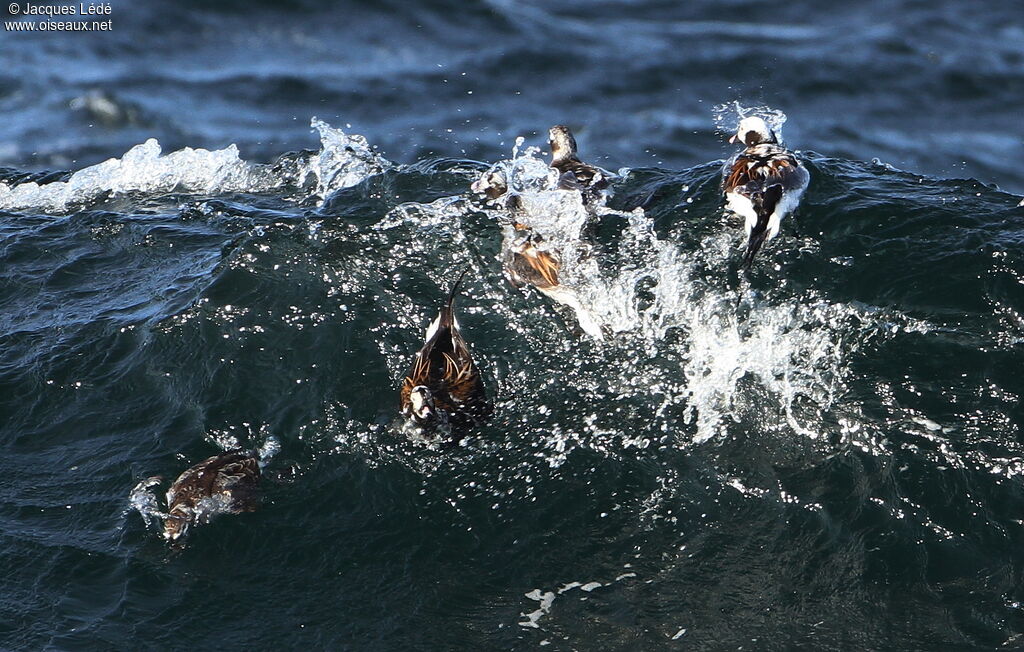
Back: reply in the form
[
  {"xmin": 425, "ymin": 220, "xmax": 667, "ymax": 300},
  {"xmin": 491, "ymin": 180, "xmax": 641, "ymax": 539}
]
[
  {"xmin": 0, "ymin": 118, "xmax": 390, "ymax": 213},
  {"xmin": 3, "ymin": 114, "xmax": 1018, "ymax": 462},
  {"xmin": 4, "ymin": 109, "xmax": 1023, "ymax": 649}
]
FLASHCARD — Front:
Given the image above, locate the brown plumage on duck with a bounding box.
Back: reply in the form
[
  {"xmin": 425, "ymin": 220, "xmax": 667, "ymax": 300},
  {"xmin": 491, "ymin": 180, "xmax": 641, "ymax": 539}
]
[
  {"xmin": 162, "ymin": 449, "xmax": 261, "ymax": 542},
  {"xmin": 505, "ymin": 224, "xmax": 561, "ymax": 290},
  {"xmin": 548, "ymin": 125, "xmax": 610, "ymax": 196},
  {"xmin": 502, "ymin": 223, "xmax": 604, "ymax": 340},
  {"xmin": 722, "ymin": 116, "xmax": 809, "ymax": 267},
  {"xmin": 399, "ymin": 270, "xmax": 490, "ymax": 434}
]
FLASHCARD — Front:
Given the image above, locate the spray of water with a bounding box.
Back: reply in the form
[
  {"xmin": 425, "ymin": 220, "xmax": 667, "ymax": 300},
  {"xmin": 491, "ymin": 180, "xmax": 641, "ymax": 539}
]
[
  {"xmin": 713, "ymin": 101, "xmax": 789, "ymax": 143},
  {"xmin": 0, "ymin": 118, "xmax": 388, "ymax": 214}
]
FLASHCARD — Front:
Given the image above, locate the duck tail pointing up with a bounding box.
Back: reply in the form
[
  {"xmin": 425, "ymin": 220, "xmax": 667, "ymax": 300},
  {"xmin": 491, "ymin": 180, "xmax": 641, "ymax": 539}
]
[{"xmin": 440, "ymin": 266, "xmax": 471, "ymax": 327}]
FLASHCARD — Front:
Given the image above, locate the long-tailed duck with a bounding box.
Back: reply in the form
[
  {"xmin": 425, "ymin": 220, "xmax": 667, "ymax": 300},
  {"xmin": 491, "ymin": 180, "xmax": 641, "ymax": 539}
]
[
  {"xmin": 470, "ymin": 168, "xmax": 508, "ymax": 201},
  {"xmin": 504, "ymin": 223, "xmax": 604, "ymax": 340},
  {"xmin": 156, "ymin": 449, "xmax": 262, "ymax": 542},
  {"xmin": 548, "ymin": 125, "xmax": 610, "ymax": 197},
  {"xmin": 505, "ymin": 224, "xmax": 561, "ymax": 291},
  {"xmin": 723, "ymin": 116, "xmax": 809, "ymax": 267},
  {"xmin": 400, "ymin": 270, "xmax": 490, "ymax": 435}
]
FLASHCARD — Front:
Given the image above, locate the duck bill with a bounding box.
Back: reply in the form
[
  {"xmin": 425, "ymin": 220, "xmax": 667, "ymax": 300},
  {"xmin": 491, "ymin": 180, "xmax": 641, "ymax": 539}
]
[{"xmin": 728, "ymin": 134, "xmax": 738, "ymax": 144}]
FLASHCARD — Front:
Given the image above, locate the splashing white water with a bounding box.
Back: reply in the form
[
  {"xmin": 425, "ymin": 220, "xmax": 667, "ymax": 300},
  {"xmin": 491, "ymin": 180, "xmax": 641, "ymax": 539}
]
[
  {"xmin": 258, "ymin": 436, "xmax": 281, "ymax": 467},
  {"xmin": 128, "ymin": 476, "xmax": 167, "ymax": 530},
  {"xmin": 470, "ymin": 139, "xmax": 620, "ymax": 339},
  {"xmin": 472, "ymin": 136, "xmax": 557, "ymax": 202},
  {"xmin": 299, "ymin": 118, "xmax": 392, "ymax": 204},
  {"xmin": 0, "ymin": 139, "xmax": 275, "ymax": 213},
  {"xmin": 713, "ymin": 101, "xmax": 790, "ymax": 143},
  {"xmin": 455, "ymin": 133, "xmax": 885, "ymax": 445},
  {"xmin": 0, "ymin": 117, "xmax": 389, "ymax": 214}
]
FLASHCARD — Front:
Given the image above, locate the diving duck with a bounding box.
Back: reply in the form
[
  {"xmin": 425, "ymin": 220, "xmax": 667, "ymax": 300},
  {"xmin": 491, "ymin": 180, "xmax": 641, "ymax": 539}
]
[
  {"xmin": 504, "ymin": 223, "xmax": 604, "ymax": 340},
  {"xmin": 505, "ymin": 223, "xmax": 561, "ymax": 292},
  {"xmin": 158, "ymin": 449, "xmax": 262, "ymax": 542},
  {"xmin": 470, "ymin": 168, "xmax": 508, "ymax": 202},
  {"xmin": 723, "ymin": 116, "xmax": 810, "ymax": 267},
  {"xmin": 399, "ymin": 270, "xmax": 490, "ymax": 435}
]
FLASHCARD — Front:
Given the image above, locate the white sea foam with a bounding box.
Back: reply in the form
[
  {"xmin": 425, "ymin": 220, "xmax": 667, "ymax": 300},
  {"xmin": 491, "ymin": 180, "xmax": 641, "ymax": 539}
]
[
  {"xmin": 299, "ymin": 118, "xmax": 392, "ymax": 204},
  {"xmin": 515, "ymin": 573, "xmax": 636, "ymax": 632},
  {"xmin": 0, "ymin": 139, "xmax": 275, "ymax": 213},
  {"xmin": 519, "ymin": 589, "xmax": 556, "ymax": 628},
  {"xmin": 0, "ymin": 117, "xmax": 388, "ymax": 214},
  {"xmin": 128, "ymin": 477, "xmax": 167, "ymax": 530}
]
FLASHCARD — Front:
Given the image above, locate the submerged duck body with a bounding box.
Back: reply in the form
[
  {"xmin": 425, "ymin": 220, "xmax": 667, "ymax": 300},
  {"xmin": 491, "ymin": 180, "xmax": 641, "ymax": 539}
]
[
  {"xmin": 505, "ymin": 223, "xmax": 561, "ymax": 291},
  {"xmin": 400, "ymin": 270, "xmax": 490, "ymax": 436},
  {"xmin": 163, "ymin": 449, "xmax": 261, "ymax": 541},
  {"xmin": 503, "ymin": 222, "xmax": 604, "ymax": 340},
  {"xmin": 723, "ymin": 116, "xmax": 809, "ymax": 267}
]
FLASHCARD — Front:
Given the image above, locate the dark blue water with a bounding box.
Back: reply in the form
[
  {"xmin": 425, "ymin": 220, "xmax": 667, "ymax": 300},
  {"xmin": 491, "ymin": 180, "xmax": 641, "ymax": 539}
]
[{"xmin": 2, "ymin": 1, "xmax": 1024, "ymax": 649}]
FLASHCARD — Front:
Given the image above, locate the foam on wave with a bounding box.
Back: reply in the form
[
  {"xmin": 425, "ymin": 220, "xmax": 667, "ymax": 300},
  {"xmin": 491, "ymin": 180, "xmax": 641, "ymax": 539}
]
[
  {"xmin": 0, "ymin": 139, "xmax": 273, "ymax": 213},
  {"xmin": 0, "ymin": 118, "xmax": 390, "ymax": 214}
]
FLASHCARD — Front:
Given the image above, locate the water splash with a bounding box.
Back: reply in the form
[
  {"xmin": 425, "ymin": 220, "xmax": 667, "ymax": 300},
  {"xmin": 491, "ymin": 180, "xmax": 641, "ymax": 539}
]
[
  {"xmin": 0, "ymin": 139, "xmax": 276, "ymax": 213},
  {"xmin": 713, "ymin": 102, "xmax": 789, "ymax": 143},
  {"xmin": 128, "ymin": 476, "xmax": 167, "ymax": 530},
  {"xmin": 471, "ymin": 136, "xmax": 557, "ymax": 204},
  {"xmin": 297, "ymin": 118, "xmax": 392, "ymax": 204},
  {"xmin": 0, "ymin": 117, "xmax": 389, "ymax": 214},
  {"xmin": 258, "ymin": 436, "xmax": 281, "ymax": 467},
  {"xmin": 207, "ymin": 423, "xmax": 280, "ymax": 464},
  {"xmin": 471, "ymin": 139, "xmax": 617, "ymax": 338},
  {"xmin": 425, "ymin": 136, "xmax": 874, "ymax": 446}
]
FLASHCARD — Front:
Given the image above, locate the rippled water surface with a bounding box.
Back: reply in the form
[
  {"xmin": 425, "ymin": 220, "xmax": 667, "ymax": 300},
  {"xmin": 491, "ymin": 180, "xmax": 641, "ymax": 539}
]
[{"xmin": 2, "ymin": 1, "xmax": 1024, "ymax": 650}]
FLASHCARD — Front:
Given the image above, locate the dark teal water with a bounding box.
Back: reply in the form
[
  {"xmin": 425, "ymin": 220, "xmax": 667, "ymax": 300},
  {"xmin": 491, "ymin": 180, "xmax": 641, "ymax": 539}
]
[{"xmin": 2, "ymin": 1, "xmax": 1024, "ymax": 650}]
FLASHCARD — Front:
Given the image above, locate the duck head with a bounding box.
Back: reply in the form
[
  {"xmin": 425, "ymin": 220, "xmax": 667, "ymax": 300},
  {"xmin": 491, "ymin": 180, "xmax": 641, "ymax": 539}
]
[
  {"xmin": 408, "ymin": 385, "xmax": 436, "ymax": 425},
  {"xmin": 730, "ymin": 116, "xmax": 778, "ymax": 146},
  {"xmin": 548, "ymin": 125, "xmax": 579, "ymax": 162},
  {"xmin": 471, "ymin": 169, "xmax": 507, "ymax": 200},
  {"xmin": 163, "ymin": 506, "xmax": 191, "ymax": 542}
]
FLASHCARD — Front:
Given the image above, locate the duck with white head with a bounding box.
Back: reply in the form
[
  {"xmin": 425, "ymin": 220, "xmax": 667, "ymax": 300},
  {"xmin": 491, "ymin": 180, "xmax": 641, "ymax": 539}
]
[{"xmin": 723, "ymin": 115, "xmax": 810, "ymax": 268}]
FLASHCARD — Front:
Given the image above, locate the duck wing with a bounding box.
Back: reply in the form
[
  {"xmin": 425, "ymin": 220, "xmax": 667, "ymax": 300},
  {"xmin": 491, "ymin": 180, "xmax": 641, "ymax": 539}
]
[
  {"xmin": 506, "ymin": 238, "xmax": 561, "ymax": 290},
  {"xmin": 554, "ymin": 158, "xmax": 609, "ymax": 191}
]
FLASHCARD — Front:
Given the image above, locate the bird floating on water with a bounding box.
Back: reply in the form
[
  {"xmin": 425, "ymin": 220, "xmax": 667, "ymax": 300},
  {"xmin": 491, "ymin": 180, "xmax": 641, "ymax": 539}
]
[
  {"xmin": 399, "ymin": 269, "xmax": 490, "ymax": 437},
  {"xmin": 548, "ymin": 124, "xmax": 611, "ymax": 199},
  {"xmin": 134, "ymin": 448, "xmax": 263, "ymax": 543},
  {"xmin": 722, "ymin": 116, "xmax": 810, "ymax": 267}
]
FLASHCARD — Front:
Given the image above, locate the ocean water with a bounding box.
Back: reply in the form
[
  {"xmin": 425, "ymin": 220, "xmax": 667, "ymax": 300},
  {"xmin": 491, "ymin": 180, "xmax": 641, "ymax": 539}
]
[{"xmin": 2, "ymin": 1, "xmax": 1024, "ymax": 649}]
